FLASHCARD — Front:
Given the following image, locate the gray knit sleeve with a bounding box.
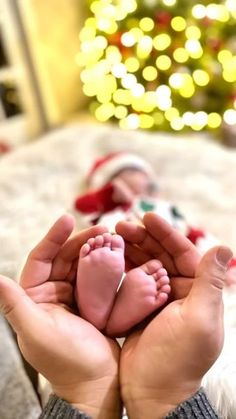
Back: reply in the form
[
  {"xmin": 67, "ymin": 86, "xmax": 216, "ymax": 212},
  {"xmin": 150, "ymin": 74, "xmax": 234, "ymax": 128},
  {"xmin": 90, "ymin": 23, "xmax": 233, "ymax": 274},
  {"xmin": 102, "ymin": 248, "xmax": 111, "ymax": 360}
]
[
  {"xmin": 38, "ymin": 394, "xmax": 92, "ymax": 419},
  {"xmin": 165, "ymin": 389, "xmax": 220, "ymax": 418}
]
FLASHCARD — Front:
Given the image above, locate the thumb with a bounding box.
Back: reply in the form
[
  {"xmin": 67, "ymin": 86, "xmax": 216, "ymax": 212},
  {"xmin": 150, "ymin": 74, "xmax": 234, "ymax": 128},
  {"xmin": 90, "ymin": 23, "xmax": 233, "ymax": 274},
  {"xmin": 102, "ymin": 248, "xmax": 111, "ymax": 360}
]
[
  {"xmin": 0, "ymin": 275, "xmax": 42, "ymax": 336},
  {"xmin": 185, "ymin": 246, "xmax": 233, "ymax": 317}
]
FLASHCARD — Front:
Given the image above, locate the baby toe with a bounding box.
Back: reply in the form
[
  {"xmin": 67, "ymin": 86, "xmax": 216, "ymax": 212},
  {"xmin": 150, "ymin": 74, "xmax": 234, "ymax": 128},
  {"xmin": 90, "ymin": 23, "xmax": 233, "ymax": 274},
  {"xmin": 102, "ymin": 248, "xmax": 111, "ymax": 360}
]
[
  {"xmin": 94, "ymin": 235, "xmax": 104, "ymax": 248},
  {"xmin": 111, "ymin": 234, "xmax": 125, "ymax": 252}
]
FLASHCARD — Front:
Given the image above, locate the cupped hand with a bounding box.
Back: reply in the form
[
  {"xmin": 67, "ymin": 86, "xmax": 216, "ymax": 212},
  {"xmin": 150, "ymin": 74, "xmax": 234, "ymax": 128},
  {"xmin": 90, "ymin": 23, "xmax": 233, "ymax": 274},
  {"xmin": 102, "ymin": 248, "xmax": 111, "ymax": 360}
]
[
  {"xmin": 0, "ymin": 215, "xmax": 121, "ymax": 418},
  {"xmin": 116, "ymin": 212, "xmax": 201, "ymax": 299},
  {"xmin": 117, "ymin": 213, "xmax": 232, "ymax": 419}
]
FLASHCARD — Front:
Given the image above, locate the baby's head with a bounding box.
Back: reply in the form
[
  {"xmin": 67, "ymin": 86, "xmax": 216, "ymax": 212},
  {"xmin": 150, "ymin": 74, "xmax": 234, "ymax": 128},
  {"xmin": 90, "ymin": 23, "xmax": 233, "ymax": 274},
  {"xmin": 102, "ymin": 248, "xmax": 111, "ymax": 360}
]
[
  {"xmin": 111, "ymin": 168, "xmax": 153, "ymax": 196},
  {"xmin": 88, "ymin": 152, "xmax": 157, "ymax": 195}
]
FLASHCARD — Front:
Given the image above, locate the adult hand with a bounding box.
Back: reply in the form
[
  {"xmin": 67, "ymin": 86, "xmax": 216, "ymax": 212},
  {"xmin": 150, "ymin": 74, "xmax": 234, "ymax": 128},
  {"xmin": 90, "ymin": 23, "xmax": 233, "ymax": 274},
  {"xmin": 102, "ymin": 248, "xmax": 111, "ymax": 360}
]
[
  {"xmin": 112, "ymin": 178, "xmax": 136, "ymax": 204},
  {"xmin": 0, "ymin": 215, "xmax": 121, "ymax": 419},
  {"xmin": 117, "ymin": 213, "xmax": 232, "ymax": 419},
  {"xmin": 116, "ymin": 212, "xmax": 201, "ymax": 299}
]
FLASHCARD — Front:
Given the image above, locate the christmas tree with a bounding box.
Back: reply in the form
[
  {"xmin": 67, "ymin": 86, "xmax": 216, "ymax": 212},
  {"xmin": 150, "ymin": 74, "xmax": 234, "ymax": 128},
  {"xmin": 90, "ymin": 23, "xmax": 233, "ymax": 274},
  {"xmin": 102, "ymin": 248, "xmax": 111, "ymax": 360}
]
[{"xmin": 78, "ymin": 0, "xmax": 236, "ymax": 134}]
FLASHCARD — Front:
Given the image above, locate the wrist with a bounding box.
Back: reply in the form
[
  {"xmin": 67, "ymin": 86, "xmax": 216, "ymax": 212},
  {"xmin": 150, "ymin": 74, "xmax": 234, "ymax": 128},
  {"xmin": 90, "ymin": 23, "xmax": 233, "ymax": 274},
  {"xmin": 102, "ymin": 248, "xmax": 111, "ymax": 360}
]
[
  {"xmin": 52, "ymin": 377, "xmax": 122, "ymax": 419},
  {"xmin": 123, "ymin": 383, "xmax": 201, "ymax": 419}
]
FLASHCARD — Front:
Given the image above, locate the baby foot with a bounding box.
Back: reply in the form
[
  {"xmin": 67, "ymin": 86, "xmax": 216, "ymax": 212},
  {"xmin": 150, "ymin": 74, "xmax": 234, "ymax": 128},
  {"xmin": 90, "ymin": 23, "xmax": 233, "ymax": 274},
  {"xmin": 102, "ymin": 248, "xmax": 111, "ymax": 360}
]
[
  {"xmin": 106, "ymin": 260, "xmax": 170, "ymax": 337},
  {"xmin": 76, "ymin": 233, "xmax": 125, "ymax": 330}
]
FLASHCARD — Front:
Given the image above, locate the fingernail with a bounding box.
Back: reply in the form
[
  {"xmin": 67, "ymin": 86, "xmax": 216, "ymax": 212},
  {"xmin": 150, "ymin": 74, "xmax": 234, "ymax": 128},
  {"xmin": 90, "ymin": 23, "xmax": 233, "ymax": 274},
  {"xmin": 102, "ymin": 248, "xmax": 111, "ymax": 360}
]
[{"xmin": 216, "ymin": 247, "xmax": 233, "ymax": 268}]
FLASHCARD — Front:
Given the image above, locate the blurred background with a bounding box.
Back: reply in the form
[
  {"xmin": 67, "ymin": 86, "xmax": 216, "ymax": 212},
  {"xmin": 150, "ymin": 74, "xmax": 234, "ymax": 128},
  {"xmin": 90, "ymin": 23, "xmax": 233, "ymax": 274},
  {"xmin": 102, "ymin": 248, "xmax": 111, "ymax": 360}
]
[
  {"xmin": 0, "ymin": 2, "xmax": 236, "ymax": 418},
  {"xmin": 0, "ymin": 0, "xmax": 236, "ymax": 153}
]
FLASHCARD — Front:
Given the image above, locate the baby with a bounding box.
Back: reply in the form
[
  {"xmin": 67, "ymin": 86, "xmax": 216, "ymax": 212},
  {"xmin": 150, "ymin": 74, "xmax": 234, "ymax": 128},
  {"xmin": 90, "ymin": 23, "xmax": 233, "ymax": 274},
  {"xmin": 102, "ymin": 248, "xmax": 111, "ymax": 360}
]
[
  {"xmin": 74, "ymin": 151, "xmax": 236, "ymax": 287},
  {"xmin": 76, "ymin": 231, "xmax": 170, "ymax": 337}
]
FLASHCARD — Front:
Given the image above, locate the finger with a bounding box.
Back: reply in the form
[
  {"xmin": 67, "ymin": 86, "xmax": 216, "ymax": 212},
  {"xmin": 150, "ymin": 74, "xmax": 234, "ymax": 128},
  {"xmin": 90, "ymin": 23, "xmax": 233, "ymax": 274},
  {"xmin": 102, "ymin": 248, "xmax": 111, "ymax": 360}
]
[
  {"xmin": 143, "ymin": 213, "xmax": 200, "ymax": 276},
  {"xmin": 185, "ymin": 246, "xmax": 233, "ymax": 326},
  {"xmin": 117, "ymin": 220, "xmax": 177, "ymax": 274},
  {"xmin": 0, "ymin": 275, "xmax": 47, "ymax": 336},
  {"xmin": 170, "ymin": 277, "xmax": 193, "ymax": 300},
  {"xmin": 25, "ymin": 281, "xmax": 74, "ymax": 306},
  {"xmin": 116, "ymin": 220, "xmax": 147, "ymax": 243},
  {"xmin": 49, "ymin": 224, "xmax": 108, "ymax": 281},
  {"xmin": 125, "ymin": 243, "xmax": 150, "ymax": 266},
  {"xmin": 21, "ymin": 214, "xmax": 75, "ymax": 288}
]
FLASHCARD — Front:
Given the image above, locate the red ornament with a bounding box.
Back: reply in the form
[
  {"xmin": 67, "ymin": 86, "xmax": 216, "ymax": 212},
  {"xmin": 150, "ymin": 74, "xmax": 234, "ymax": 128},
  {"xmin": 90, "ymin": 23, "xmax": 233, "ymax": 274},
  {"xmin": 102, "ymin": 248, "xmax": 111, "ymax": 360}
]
[
  {"xmin": 209, "ymin": 38, "xmax": 222, "ymax": 52},
  {"xmin": 155, "ymin": 11, "xmax": 172, "ymax": 27}
]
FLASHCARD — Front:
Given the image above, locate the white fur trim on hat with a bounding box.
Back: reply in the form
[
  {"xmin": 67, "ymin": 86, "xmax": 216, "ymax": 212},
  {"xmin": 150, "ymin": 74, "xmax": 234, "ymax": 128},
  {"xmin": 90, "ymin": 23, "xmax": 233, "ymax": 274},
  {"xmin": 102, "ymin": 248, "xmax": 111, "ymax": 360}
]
[{"xmin": 89, "ymin": 154, "xmax": 154, "ymax": 189}]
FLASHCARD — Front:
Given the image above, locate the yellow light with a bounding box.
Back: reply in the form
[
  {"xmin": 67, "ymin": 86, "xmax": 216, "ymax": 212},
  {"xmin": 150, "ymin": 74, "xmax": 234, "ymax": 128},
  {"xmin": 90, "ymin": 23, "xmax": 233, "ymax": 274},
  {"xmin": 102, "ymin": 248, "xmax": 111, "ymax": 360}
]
[
  {"xmin": 226, "ymin": 0, "xmax": 236, "ymax": 13},
  {"xmin": 205, "ymin": 4, "xmax": 229, "ymax": 21},
  {"xmin": 84, "ymin": 17, "xmax": 97, "ymax": 28},
  {"xmin": 153, "ymin": 34, "xmax": 171, "ymax": 51},
  {"xmin": 113, "ymin": 89, "xmax": 132, "ymax": 105},
  {"xmin": 124, "ymin": 114, "xmax": 140, "ymax": 129},
  {"xmin": 131, "ymin": 83, "xmax": 145, "ymax": 97},
  {"xmin": 195, "ymin": 111, "xmax": 208, "ymax": 126},
  {"xmin": 111, "ymin": 63, "xmax": 127, "ymax": 78},
  {"xmin": 183, "ymin": 112, "xmax": 195, "ymax": 126},
  {"xmin": 223, "ymin": 57, "xmax": 236, "ymax": 81},
  {"xmin": 139, "ymin": 17, "xmax": 155, "ymax": 32},
  {"xmin": 130, "ymin": 28, "xmax": 144, "ymax": 42},
  {"xmin": 142, "ymin": 66, "xmax": 158, "ymax": 81},
  {"xmin": 156, "ymin": 96, "xmax": 172, "ymax": 111},
  {"xmin": 132, "ymin": 92, "xmax": 156, "ymax": 113},
  {"xmin": 171, "ymin": 16, "xmax": 187, "ymax": 32},
  {"xmin": 121, "ymin": 74, "xmax": 137, "ymax": 89},
  {"xmin": 223, "ymin": 109, "xmax": 236, "ymax": 125},
  {"xmin": 217, "ymin": 5, "xmax": 230, "ymax": 22},
  {"xmin": 162, "ymin": 0, "xmax": 176, "ymax": 5},
  {"xmin": 156, "ymin": 85, "xmax": 171, "ymax": 97},
  {"xmin": 94, "ymin": 36, "xmax": 108, "ymax": 49},
  {"xmin": 206, "ymin": 4, "xmax": 220, "ymax": 20},
  {"xmin": 192, "ymin": 4, "xmax": 206, "ymax": 19},
  {"xmin": 189, "ymin": 112, "xmax": 208, "ymax": 131},
  {"xmin": 106, "ymin": 46, "xmax": 122, "ymax": 64},
  {"xmin": 79, "ymin": 27, "xmax": 96, "ymax": 42},
  {"xmin": 173, "ymin": 48, "xmax": 189, "ymax": 63},
  {"xmin": 170, "ymin": 117, "xmax": 185, "ymax": 130},
  {"xmin": 223, "ymin": 68, "xmax": 236, "ymax": 83},
  {"xmin": 121, "ymin": 32, "xmax": 136, "ymax": 47},
  {"xmin": 185, "ymin": 26, "xmax": 201, "ymax": 40},
  {"xmin": 218, "ymin": 49, "xmax": 232, "ymax": 64},
  {"xmin": 125, "ymin": 57, "xmax": 140, "ymax": 73},
  {"xmin": 185, "ymin": 40, "xmax": 203, "ymax": 59},
  {"xmin": 137, "ymin": 36, "xmax": 153, "ymax": 58},
  {"xmin": 193, "ymin": 70, "xmax": 210, "ymax": 86},
  {"xmin": 125, "ymin": 0, "xmax": 138, "ymax": 14},
  {"xmin": 169, "ymin": 73, "xmax": 183, "ymax": 88},
  {"xmin": 156, "ymin": 55, "xmax": 172, "ymax": 71},
  {"xmin": 97, "ymin": 91, "xmax": 115, "ymax": 104},
  {"xmin": 83, "ymin": 83, "xmax": 96, "ymax": 97},
  {"xmin": 179, "ymin": 83, "xmax": 195, "ymax": 98},
  {"xmin": 164, "ymin": 107, "xmax": 179, "ymax": 121},
  {"xmin": 208, "ymin": 113, "xmax": 222, "ymax": 128},
  {"xmin": 119, "ymin": 114, "xmax": 139, "ymax": 130},
  {"xmin": 91, "ymin": 1, "xmax": 103, "ymax": 14},
  {"xmin": 114, "ymin": 106, "xmax": 128, "ymax": 119},
  {"xmin": 95, "ymin": 103, "xmax": 115, "ymax": 121},
  {"xmin": 139, "ymin": 114, "xmax": 155, "ymax": 129},
  {"xmin": 97, "ymin": 18, "xmax": 117, "ymax": 34}
]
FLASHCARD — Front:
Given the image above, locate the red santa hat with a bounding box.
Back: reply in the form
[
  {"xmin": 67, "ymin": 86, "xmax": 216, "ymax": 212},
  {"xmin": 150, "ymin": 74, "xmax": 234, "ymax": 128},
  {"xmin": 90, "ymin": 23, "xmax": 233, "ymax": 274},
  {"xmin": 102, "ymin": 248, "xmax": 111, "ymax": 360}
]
[{"xmin": 87, "ymin": 152, "xmax": 155, "ymax": 189}]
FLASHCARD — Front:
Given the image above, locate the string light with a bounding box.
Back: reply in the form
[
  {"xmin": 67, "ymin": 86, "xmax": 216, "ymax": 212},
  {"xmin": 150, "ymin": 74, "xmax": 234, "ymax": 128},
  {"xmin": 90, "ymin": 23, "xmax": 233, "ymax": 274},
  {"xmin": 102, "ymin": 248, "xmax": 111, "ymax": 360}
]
[{"xmin": 79, "ymin": 0, "xmax": 236, "ymax": 133}]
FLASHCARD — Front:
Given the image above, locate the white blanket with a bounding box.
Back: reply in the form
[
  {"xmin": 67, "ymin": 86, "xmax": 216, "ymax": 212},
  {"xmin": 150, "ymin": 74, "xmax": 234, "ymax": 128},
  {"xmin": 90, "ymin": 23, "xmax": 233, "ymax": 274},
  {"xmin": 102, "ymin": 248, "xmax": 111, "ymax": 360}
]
[{"xmin": 1, "ymin": 122, "xmax": 236, "ymax": 418}]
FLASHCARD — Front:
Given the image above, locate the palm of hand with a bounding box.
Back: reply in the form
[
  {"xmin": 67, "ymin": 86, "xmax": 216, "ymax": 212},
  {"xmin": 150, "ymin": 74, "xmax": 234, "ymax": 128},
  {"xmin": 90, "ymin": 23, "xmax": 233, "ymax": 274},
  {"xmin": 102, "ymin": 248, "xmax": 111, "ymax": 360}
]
[
  {"xmin": 121, "ymin": 292, "xmax": 223, "ymax": 403},
  {"xmin": 18, "ymin": 302, "xmax": 120, "ymax": 391}
]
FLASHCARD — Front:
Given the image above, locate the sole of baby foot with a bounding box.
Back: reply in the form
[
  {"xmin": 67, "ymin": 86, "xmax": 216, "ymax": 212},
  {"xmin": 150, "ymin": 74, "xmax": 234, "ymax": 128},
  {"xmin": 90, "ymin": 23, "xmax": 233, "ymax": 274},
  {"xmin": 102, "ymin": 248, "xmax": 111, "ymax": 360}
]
[
  {"xmin": 76, "ymin": 233, "xmax": 125, "ymax": 330},
  {"xmin": 105, "ymin": 259, "xmax": 170, "ymax": 337}
]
